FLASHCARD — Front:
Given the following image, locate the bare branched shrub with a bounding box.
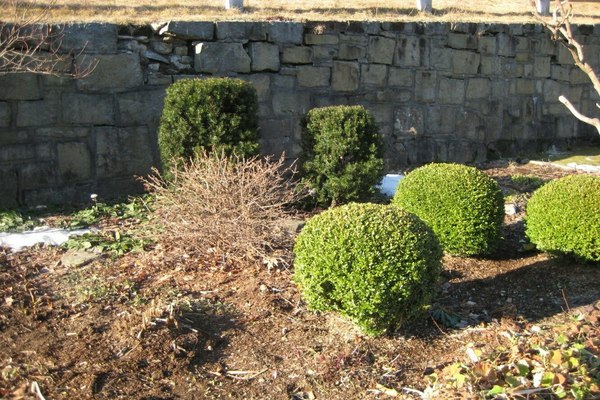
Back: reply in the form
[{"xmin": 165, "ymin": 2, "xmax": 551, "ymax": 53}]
[
  {"xmin": 143, "ymin": 152, "xmax": 302, "ymax": 268},
  {"xmin": 535, "ymin": 0, "xmax": 600, "ymax": 135},
  {"xmin": 0, "ymin": 0, "xmax": 96, "ymax": 76}
]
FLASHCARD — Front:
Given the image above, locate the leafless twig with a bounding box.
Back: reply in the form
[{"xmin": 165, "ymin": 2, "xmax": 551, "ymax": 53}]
[
  {"xmin": 534, "ymin": 0, "xmax": 600, "ymax": 135},
  {"xmin": 0, "ymin": 0, "xmax": 96, "ymax": 77}
]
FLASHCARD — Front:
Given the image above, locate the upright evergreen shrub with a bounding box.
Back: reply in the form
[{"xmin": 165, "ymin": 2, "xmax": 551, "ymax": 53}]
[
  {"xmin": 293, "ymin": 203, "xmax": 442, "ymax": 335},
  {"xmin": 392, "ymin": 163, "xmax": 504, "ymax": 256},
  {"xmin": 158, "ymin": 78, "xmax": 259, "ymax": 173},
  {"xmin": 301, "ymin": 105, "xmax": 384, "ymax": 206},
  {"xmin": 526, "ymin": 174, "xmax": 600, "ymax": 262}
]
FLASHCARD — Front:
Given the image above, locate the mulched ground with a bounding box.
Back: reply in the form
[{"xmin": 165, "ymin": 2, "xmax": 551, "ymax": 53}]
[{"xmin": 0, "ymin": 160, "xmax": 598, "ymax": 400}]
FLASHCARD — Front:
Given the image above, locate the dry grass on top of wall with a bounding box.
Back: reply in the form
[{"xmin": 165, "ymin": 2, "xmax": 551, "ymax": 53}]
[{"xmin": 1, "ymin": 0, "xmax": 600, "ymax": 24}]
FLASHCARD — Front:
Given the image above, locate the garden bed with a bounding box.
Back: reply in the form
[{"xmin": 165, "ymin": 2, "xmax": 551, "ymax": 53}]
[{"xmin": 0, "ymin": 160, "xmax": 598, "ymax": 399}]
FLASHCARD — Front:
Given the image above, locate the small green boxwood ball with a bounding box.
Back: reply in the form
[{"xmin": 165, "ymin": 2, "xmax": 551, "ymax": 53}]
[
  {"xmin": 526, "ymin": 174, "xmax": 600, "ymax": 262},
  {"xmin": 392, "ymin": 163, "xmax": 504, "ymax": 256},
  {"xmin": 293, "ymin": 203, "xmax": 442, "ymax": 336}
]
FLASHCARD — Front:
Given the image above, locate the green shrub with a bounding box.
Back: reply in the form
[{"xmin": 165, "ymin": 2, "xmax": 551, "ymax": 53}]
[
  {"xmin": 158, "ymin": 77, "xmax": 259, "ymax": 173},
  {"xmin": 392, "ymin": 163, "xmax": 504, "ymax": 256},
  {"xmin": 293, "ymin": 203, "xmax": 442, "ymax": 335},
  {"xmin": 526, "ymin": 174, "xmax": 600, "ymax": 262},
  {"xmin": 300, "ymin": 105, "xmax": 384, "ymax": 206}
]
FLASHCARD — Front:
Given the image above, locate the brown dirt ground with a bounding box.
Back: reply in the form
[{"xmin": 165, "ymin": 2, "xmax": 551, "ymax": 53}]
[{"xmin": 1, "ymin": 161, "xmax": 599, "ymax": 400}]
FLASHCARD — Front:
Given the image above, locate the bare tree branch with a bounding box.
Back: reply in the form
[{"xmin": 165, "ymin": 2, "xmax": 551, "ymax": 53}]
[
  {"xmin": 0, "ymin": 0, "xmax": 96, "ymax": 77},
  {"xmin": 534, "ymin": 0, "xmax": 600, "ymax": 135}
]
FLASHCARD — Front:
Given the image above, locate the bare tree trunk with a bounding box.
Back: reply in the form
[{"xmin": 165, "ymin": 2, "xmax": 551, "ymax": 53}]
[{"xmin": 534, "ymin": 0, "xmax": 600, "ymax": 135}]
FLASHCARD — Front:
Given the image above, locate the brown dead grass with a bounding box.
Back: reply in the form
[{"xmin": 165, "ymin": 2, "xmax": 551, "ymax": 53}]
[{"xmin": 1, "ymin": 0, "xmax": 600, "ymax": 24}]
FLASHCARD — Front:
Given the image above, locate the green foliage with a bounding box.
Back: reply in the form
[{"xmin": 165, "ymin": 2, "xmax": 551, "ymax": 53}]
[
  {"xmin": 0, "ymin": 209, "xmax": 38, "ymax": 232},
  {"xmin": 63, "ymin": 231, "xmax": 148, "ymax": 256},
  {"xmin": 392, "ymin": 163, "xmax": 504, "ymax": 256},
  {"xmin": 68, "ymin": 195, "xmax": 153, "ymax": 228},
  {"xmin": 158, "ymin": 77, "xmax": 259, "ymax": 173},
  {"xmin": 300, "ymin": 105, "xmax": 384, "ymax": 206},
  {"xmin": 293, "ymin": 203, "xmax": 442, "ymax": 335},
  {"xmin": 510, "ymin": 174, "xmax": 546, "ymax": 192},
  {"xmin": 526, "ymin": 174, "xmax": 600, "ymax": 262}
]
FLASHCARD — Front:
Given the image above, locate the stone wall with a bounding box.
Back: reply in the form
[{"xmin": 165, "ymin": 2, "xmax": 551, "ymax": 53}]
[{"xmin": 1, "ymin": 21, "xmax": 599, "ymax": 206}]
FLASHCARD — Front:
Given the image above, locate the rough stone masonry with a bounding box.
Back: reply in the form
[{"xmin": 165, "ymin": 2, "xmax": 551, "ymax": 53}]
[{"xmin": 0, "ymin": 20, "xmax": 599, "ymax": 206}]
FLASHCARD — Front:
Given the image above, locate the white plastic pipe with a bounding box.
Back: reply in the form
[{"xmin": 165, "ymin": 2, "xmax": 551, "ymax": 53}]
[
  {"xmin": 536, "ymin": 0, "xmax": 550, "ymax": 15},
  {"xmin": 224, "ymin": 0, "xmax": 244, "ymax": 10},
  {"xmin": 416, "ymin": 0, "xmax": 432, "ymax": 13}
]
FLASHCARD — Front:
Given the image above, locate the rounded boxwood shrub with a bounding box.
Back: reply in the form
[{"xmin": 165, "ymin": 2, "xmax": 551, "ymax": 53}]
[
  {"xmin": 158, "ymin": 77, "xmax": 259, "ymax": 173},
  {"xmin": 526, "ymin": 174, "xmax": 600, "ymax": 262},
  {"xmin": 293, "ymin": 203, "xmax": 442, "ymax": 335},
  {"xmin": 300, "ymin": 105, "xmax": 384, "ymax": 207},
  {"xmin": 392, "ymin": 163, "xmax": 504, "ymax": 256}
]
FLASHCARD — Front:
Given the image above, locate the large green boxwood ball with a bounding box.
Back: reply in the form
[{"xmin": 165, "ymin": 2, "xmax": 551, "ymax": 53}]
[
  {"xmin": 293, "ymin": 203, "xmax": 442, "ymax": 336},
  {"xmin": 526, "ymin": 174, "xmax": 600, "ymax": 262},
  {"xmin": 392, "ymin": 163, "xmax": 504, "ymax": 256}
]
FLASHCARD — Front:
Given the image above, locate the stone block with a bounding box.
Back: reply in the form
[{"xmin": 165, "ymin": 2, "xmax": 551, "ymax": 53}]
[
  {"xmin": 35, "ymin": 127, "xmax": 90, "ymax": 139},
  {"xmin": 478, "ymin": 36, "xmax": 497, "ymax": 55},
  {"xmin": 570, "ymin": 68, "xmax": 589, "ymax": 84},
  {"xmin": 394, "ymin": 36, "xmax": 421, "ymax": 67},
  {"xmin": 16, "ymin": 98, "xmax": 58, "ymax": 127},
  {"xmin": 54, "ymin": 23, "xmax": 118, "ymax": 53},
  {"xmin": 216, "ymin": 22, "xmax": 267, "ymax": 42},
  {"xmin": 415, "ymin": 71, "xmax": 437, "ymax": 102},
  {"xmin": 312, "ymin": 46, "xmax": 338, "ymax": 64},
  {"xmin": 394, "ymin": 106, "xmax": 424, "ymax": 137},
  {"xmin": 57, "ymin": 142, "xmax": 92, "ymax": 181},
  {"xmin": 0, "ymin": 74, "xmax": 40, "ymax": 100},
  {"xmin": 267, "ymin": 22, "xmax": 304, "ymax": 44},
  {"xmin": 497, "ymin": 33, "xmax": 516, "ymax": 57},
  {"xmin": 95, "ymin": 127, "xmax": 153, "ymax": 178},
  {"xmin": 0, "ymin": 144, "xmax": 35, "ymax": 162},
  {"xmin": 430, "ymin": 47, "xmax": 452, "ymax": 70},
  {"xmin": 388, "ymin": 68, "xmax": 414, "ymax": 87},
  {"xmin": 368, "ymin": 36, "xmax": 396, "ymax": 65},
  {"xmin": 151, "ymin": 40, "xmax": 174, "ymax": 55},
  {"xmin": 272, "ymin": 91, "xmax": 310, "ymax": 116},
  {"xmin": 0, "ymin": 167, "xmax": 18, "ymax": 206},
  {"xmin": 340, "ymin": 34, "xmax": 368, "ymax": 46},
  {"xmin": 19, "ymin": 162, "xmax": 57, "ymax": 190},
  {"xmin": 515, "ymin": 79, "xmax": 536, "ymax": 95},
  {"xmin": 194, "ymin": 42, "xmax": 251, "ymax": 73},
  {"xmin": 259, "ymin": 118, "xmax": 291, "ymax": 140},
  {"xmin": 117, "ymin": 89, "xmax": 166, "ymax": 126},
  {"xmin": 297, "ymin": 66, "xmax": 331, "ymax": 87},
  {"xmin": 438, "ymin": 78, "xmax": 465, "ymax": 104},
  {"xmin": 452, "ymin": 50, "xmax": 480, "ymax": 74},
  {"xmin": 159, "ymin": 21, "xmax": 214, "ymax": 40},
  {"xmin": 426, "ymin": 106, "xmax": 456, "ymax": 134},
  {"xmin": 272, "ymin": 75, "xmax": 295, "ymax": 88},
  {"xmin": 243, "ymin": 74, "xmax": 270, "ymax": 102},
  {"xmin": 533, "ymin": 56, "xmax": 551, "ymax": 78},
  {"xmin": 76, "ymin": 53, "xmax": 143, "ymax": 91},
  {"xmin": 281, "ymin": 46, "xmax": 313, "ymax": 64},
  {"xmin": 338, "ymin": 43, "xmax": 366, "ymax": 60},
  {"xmin": 557, "ymin": 45, "xmax": 575, "ymax": 65},
  {"xmin": 447, "ymin": 33, "xmax": 477, "ymax": 50},
  {"xmin": 249, "ymin": 42, "xmax": 280, "ymax": 72},
  {"xmin": 455, "ymin": 110, "xmax": 485, "ymax": 141},
  {"xmin": 466, "ymin": 78, "xmax": 490, "ymax": 99},
  {"xmin": 332, "ymin": 61, "xmax": 360, "ymax": 92},
  {"xmin": 365, "ymin": 104, "xmax": 393, "ymax": 125},
  {"xmin": 63, "ymin": 93, "xmax": 114, "ymax": 125},
  {"xmin": 0, "ymin": 131, "xmax": 28, "ymax": 146},
  {"xmin": 360, "ymin": 64, "xmax": 387, "ymax": 87},
  {"xmin": 0, "ymin": 102, "xmax": 10, "ymax": 127},
  {"xmin": 480, "ymin": 56, "xmax": 501, "ymax": 75},
  {"xmin": 305, "ymin": 34, "xmax": 339, "ymax": 45}
]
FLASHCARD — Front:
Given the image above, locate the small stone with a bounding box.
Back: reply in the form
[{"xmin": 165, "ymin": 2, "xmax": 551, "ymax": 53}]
[
  {"xmin": 174, "ymin": 46, "xmax": 188, "ymax": 57},
  {"xmin": 466, "ymin": 301, "xmax": 476, "ymax": 306},
  {"xmin": 143, "ymin": 50, "xmax": 169, "ymax": 63},
  {"xmin": 60, "ymin": 249, "xmax": 102, "ymax": 268},
  {"xmin": 504, "ymin": 203, "xmax": 518, "ymax": 215},
  {"xmin": 150, "ymin": 41, "xmax": 174, "ymax": 55}
]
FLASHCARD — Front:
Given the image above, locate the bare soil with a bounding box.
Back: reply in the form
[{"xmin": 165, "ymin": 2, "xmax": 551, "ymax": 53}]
[{"xmin": 1, "ymin": 161, "xmax": 599, "ymax": 400}]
